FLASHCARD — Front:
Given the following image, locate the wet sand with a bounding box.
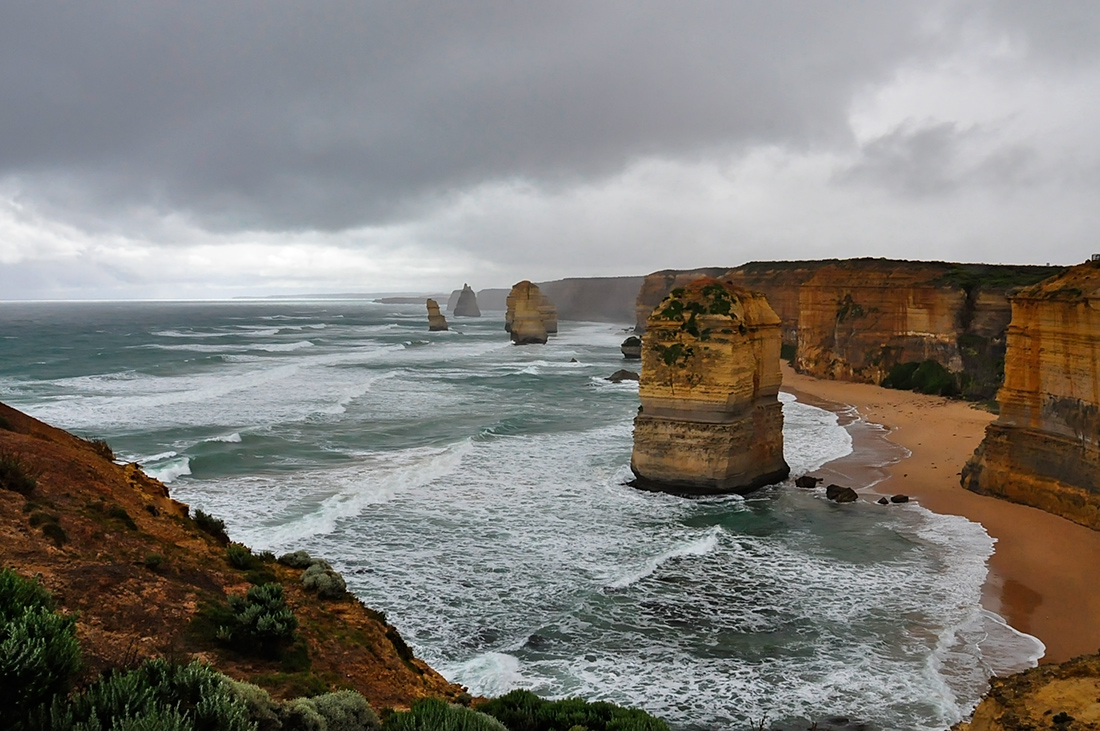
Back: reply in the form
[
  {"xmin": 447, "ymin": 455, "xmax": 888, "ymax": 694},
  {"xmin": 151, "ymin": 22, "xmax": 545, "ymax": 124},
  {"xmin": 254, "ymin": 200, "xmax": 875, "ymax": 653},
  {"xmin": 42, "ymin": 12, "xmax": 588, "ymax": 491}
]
[{"xmin": 780, "ymin": 363, "xmax": 1100, "ymax": 665}]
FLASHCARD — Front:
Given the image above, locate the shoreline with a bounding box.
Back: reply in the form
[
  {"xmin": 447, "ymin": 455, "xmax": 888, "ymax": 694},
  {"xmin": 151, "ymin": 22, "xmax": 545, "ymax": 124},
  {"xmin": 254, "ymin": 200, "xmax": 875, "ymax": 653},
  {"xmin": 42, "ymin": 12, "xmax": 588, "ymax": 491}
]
[{"xmin": 780, "ymin": 363, "xmax": 1100, "ymax": 665}]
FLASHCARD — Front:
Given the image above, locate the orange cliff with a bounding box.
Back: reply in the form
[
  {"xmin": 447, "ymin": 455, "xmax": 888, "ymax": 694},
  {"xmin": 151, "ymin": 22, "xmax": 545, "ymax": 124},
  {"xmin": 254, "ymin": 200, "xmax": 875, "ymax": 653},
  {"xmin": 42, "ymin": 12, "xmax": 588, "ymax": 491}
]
[
  {"xmin": 631, "ymin": 279, "xmax": 789, "ymax": 494},
  {"xmin": 962, "ymin": 261, "xmax": 1100, "ymax": 530},
  {"xmin": 634, "ymin": 259, "xmax": 1062, "ymax": 399}
]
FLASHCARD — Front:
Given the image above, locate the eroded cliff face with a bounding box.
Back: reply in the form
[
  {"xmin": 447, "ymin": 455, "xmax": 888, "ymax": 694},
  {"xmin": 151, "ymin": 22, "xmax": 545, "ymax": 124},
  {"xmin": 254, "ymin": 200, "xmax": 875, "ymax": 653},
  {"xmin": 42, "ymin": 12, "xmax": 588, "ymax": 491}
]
[
  {"xmin": 636, "ymin": 260, "xmax": 1062, "ymax": 398},
  {"xmin": 962, "ymin": 262, "xmax": 1100, "ymax": 530},
  {"xmin": 634, "ymin": 268, "xmax": 729, "ymax": 333},
  {"xmin": 426, "ymin": 298, "xmax": 448, "ymax": 331},
  {"xmin": 506, "ymin": 281, "xmax": 550, "ymax": 345},
  {"xmin": 631, "ymin": 278, "xmax": 789, "ymax": 494}
]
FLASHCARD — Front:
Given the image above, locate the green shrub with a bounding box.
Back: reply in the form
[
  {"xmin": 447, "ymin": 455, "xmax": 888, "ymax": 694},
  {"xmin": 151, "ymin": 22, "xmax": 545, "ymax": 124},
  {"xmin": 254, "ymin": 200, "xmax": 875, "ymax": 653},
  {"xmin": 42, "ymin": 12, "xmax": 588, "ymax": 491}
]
[
  {"xmin": 301, "ymin": 562, "xmax": 347, "ymax": 600},
  {"xmin": 911, "ymin": 360, "xmax": 958, "ymax": 396},
  {"xmin": 87, "ymin": 439, "xmax": 115, "ymax": 461},
  {"xmin": 41, "ymin": 658, "xmax": 254, "ymax": 731},
  {"xmin": 256, "ymin": 550, "xmax": 276, "ymax": 563},
  {"xmin": 477, "ymin": 690, "xmax": 670, "ymax": 731},
  {"xmin": 218, "ymin": 583, "xmax": 298, "ymax": 655},
  {"xmin": 28, "ymin": 511, "xmax": 60, "ymax": 528},
  {"xmin": 278, "ymin": 550, "xmax": 315, "ymax": 569},
  {"xmin": 226, "ymin": 542, "xmax": 260, "ymax": 570},
  {"xmin": 193, "ymin": 509, "xmax": 229, "ymax": 543},
  {"xmin": 41, "ymin": 522, "xmax": 68, "ymax": 547},
  {"xmin": 881, "ymin": 361, "xmax": 920, "ymax": 390},
  {"xmin": 108, "ymin": 505, "xmax": 138, "ymax": 530},
  {"xmin": 144, "ymin": 553, "xmax": 165, "ymax": 570},
  {"xmin": 0, "ymin": 414, "xmax": 12, "ymax": 430},
  {"xmin": 0, "ymin": 454, "xmax": 37, "ymax": 495},
  {"xmin": 0, "ymin": 567, "xmax": 81, "ymax": 730},
  {"xmin": 385, "ymin": 698, "xmax": 505, "ymax": 731},
  {"xmin": 282, "ymin": 690, "xmax": 380, "ymax": 731}
]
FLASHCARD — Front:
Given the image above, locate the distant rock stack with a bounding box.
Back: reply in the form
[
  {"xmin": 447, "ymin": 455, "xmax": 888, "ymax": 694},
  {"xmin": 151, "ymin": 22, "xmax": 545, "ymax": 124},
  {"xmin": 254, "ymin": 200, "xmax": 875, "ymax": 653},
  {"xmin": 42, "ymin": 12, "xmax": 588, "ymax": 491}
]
[
  {"xmin": 426, "ymin": 299, "xmax": 448, "ymax": 331},
  {"xmin": 539, "ymin": 295, "xmax": 558, "ymax": 334},
  {"xmin": 962, "ymin": 261, "xmax": 1100, "ymax": 530},
  {"xmin": 631, "ymin": 278, "xmax": 789, "ymax": 494},
  {"xmin": 453, "ymin": 284, "xmax": 481, "ymax": 317},
  {"xmin": 506, "ymin": 281, "xmax": 549, "ymax": 345},
  {"xmin": 620, "ymin": 336, "xmax": 642, "ymax": 359}
]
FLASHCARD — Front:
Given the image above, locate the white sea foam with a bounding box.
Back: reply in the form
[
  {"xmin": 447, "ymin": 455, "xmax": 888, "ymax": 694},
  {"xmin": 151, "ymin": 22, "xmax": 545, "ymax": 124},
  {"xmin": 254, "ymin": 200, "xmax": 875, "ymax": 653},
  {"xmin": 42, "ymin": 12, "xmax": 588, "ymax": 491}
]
[
  {"xmin": 142, "ymin": 455, "xmax": 192, "ymax": 483},
  {"xmin": 441, "ymin": 653, "xmax": 525, "ymax": 698},
  {"xmin": 205, "ymin": 432, "xmax": 242, "ymax": 443},
  {"xmin": 604, "ymin": 526, "xmax": 723, "ymax": 589}
]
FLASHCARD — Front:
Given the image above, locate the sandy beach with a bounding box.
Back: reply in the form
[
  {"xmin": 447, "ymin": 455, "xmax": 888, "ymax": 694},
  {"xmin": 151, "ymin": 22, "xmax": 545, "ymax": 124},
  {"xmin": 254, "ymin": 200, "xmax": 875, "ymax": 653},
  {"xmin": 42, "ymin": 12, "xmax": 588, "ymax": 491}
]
[{"xmin": 780, "ymin": 363, "xmax": 1100, "ymax": 665}]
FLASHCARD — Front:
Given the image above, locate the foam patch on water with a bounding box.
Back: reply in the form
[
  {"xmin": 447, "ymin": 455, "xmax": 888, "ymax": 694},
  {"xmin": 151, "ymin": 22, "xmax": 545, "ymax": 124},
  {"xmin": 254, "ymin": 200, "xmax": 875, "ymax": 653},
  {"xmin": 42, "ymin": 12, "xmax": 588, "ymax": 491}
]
[
  {"xmin": 142, "ymin": 455, "xmax": 192, "ymax": 483},
  {"xmin": 781, "ymin": 391, "xmax": 853, "ymax": 475},
  {"xmin": 604, "ymin": 526, "xmax": 723, "ymax": 590}
]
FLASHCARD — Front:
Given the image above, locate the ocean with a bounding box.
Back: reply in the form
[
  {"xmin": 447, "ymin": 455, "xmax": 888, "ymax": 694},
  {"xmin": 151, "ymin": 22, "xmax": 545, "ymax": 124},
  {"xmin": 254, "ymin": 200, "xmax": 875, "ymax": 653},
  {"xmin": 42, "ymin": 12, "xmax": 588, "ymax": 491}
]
[{"xmin": 0, "ymin": 300, "xmax": 1044, "ymax": 730}]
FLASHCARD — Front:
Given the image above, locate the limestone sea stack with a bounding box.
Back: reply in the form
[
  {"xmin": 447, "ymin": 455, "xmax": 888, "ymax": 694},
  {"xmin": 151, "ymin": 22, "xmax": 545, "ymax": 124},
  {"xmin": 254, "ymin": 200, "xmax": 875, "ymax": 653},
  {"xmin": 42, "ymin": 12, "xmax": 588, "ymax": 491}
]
[
  {"xmin": 620, "ymin": 336, "xmax": 642, "ymax": 359},
  {"xmin": 426, "ymin": 299, "xmax": 448, "ymax": 331},
  {"xmin": 962, "ymin": 261, "xmax": 1100, "ymax": 530},
  {"xmin": 506, "ymin": 281, "xmax": 549, "ymax": 345},
  {"xmin": 453, "ymin": 284, "xmax": 481, "ymax": 317},
  {"xmin": 631, "ymin": 278, "xmax": 790, "ymax": 494}
]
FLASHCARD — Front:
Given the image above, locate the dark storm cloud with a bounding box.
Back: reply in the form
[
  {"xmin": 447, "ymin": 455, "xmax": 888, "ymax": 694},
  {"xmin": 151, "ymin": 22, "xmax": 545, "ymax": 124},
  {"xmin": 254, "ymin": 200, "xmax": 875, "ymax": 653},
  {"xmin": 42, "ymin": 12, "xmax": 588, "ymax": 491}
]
[{"xmin": 0, "ymin": 1, "xmax": 936, "ymax": 231}]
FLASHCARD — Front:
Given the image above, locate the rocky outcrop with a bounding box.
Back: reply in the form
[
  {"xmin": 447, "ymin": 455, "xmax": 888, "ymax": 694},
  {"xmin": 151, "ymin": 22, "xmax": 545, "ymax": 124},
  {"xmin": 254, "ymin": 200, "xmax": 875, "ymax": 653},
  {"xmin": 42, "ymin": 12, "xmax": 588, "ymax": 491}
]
[
  {"xmin": 952, "ymin": 653, "xmax": 1100, "ymax": 730},
  {"xmin": 631, "ymin": 278, "xmax": 789, "ymax": 494},
  {"xmin": 506, "ymin": 281, "xmax": 550, "ymax": 345},
  {"xmin": 636, "ymin": 260, "xmax": 1062, "ymax": 398},
  {"xmin": 962, "ymin": 261, "xmax": 1100, "ymax": 530},
  {"xmin": 450, "ymin": 284, "xmax": 481, "ymax": 317},
  {"xmin": 425, "ymin": 298, "xmax": 448, "ymax": 331},
  {"xmin": 620, "ymin": 336, "xmax": 642, "ymax": 359}
]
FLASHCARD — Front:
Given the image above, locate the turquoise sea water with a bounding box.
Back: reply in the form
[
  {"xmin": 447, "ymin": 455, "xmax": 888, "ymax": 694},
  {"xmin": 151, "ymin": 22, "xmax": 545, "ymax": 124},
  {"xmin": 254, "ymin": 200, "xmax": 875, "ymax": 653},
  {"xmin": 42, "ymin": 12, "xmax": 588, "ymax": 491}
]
[{"xmin": 0, "ymin": 300, "xmax": 1043, "ymax": 730}]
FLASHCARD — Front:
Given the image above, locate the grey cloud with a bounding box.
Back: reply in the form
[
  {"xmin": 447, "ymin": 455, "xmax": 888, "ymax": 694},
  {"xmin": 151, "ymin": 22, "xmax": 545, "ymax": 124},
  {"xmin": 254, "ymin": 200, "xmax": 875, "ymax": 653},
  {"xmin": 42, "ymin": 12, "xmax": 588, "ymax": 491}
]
[
  {"xmin": 836, "ymin": 122, "xmax": 1038, "ymax": 197},
  {"xmin": 1, "ymin": 1, "xmax": 934, "ymax": 232}
]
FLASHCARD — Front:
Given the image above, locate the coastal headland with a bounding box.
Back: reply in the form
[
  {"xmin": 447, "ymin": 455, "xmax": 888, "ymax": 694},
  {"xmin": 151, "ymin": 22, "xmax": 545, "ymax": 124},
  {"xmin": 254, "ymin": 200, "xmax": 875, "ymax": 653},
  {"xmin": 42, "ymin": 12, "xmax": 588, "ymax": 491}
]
[{"xmin": 781, "ymin": 363, "xmax": 1100, "ymax": 665}]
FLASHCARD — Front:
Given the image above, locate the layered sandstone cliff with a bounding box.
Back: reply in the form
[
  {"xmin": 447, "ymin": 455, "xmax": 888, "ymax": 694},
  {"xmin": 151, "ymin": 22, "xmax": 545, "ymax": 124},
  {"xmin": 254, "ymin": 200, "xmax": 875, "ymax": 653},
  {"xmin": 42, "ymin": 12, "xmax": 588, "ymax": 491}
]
[
  {"xmin": 539, "ymin": 296, "xmax": 558, "ymax": 334},
  {"xmin": 631, "ymin": 278, "xmax": 789, "ymax": 494},
  {"xmin": 506, "ymin": 281, "xmax": 550, "ymax": 345},
  {"xmin": 962, "ymin": 262, "xmax": 1100, "ymax": 530},
  {"xmin": 451, "ymin": 283, "xmax": 481, "ymax": 317},
  {"xmin": 426, "ymin": 298, "xmax": 448, "ymax": 331},
  {"xmin": 635, "ymin": 260, "xmax": 1061, "ymax": 398}
]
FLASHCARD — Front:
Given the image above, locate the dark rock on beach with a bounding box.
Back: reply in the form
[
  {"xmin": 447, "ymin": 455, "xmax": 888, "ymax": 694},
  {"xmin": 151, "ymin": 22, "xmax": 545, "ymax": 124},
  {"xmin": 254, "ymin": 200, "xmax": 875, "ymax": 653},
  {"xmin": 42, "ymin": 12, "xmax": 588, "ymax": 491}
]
[
  {"xmin": 890, "ymin": 494, "xmax": 910, "ymax": 503},
  {"xmin": 877, "ymin": 496, "xmax": 890, "ymax": 505},
  {"xmin": 795, "ymin": 475, "xmax": 822, "ymax": 488},
  {"xmin": 826, "ymin": 484, "xmax": 859, "ymax": 503}
]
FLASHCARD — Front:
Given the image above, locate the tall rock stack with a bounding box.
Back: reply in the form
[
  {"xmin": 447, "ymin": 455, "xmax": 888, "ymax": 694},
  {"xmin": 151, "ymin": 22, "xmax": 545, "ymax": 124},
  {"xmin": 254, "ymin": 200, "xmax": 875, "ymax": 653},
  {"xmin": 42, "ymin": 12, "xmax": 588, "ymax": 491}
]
[
  {"xmin": 426, "ymin": 299, "xmax": 448, "ymax": 331},
  {"xmin": 631, "ymin": 278, "xmax": 789, "ymax": 494},
  {"xmin": 506, "ymin": 281, "xmax": 550, "ymax": 345},
  {"xmin": 453, "ymin": 284, "xmax": 481, "ymax": 317},
  {"xmin": 962, "ymin": 261, "xmax": 1100, "ymax": 530}
]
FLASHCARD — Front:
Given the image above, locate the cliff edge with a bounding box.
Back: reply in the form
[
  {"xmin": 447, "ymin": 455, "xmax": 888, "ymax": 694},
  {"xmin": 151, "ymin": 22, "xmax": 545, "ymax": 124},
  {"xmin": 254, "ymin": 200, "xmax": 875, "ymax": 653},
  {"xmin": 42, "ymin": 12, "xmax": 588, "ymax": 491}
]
[
  {"xmin": 962, "ymin": 261, "xmax": 1100, "ymax": 531},
  {"xmin": 0, "ymin": 400, "xmax": 465, "ymax": 709}
]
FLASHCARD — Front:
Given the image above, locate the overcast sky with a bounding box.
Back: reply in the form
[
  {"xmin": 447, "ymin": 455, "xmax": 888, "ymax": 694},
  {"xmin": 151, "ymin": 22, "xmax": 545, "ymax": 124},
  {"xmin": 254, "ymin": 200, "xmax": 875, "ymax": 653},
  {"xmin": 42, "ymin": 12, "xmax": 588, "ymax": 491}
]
[{"xmin": 2, "ymin": 1, "xmax": 1099, "ymax": 299}]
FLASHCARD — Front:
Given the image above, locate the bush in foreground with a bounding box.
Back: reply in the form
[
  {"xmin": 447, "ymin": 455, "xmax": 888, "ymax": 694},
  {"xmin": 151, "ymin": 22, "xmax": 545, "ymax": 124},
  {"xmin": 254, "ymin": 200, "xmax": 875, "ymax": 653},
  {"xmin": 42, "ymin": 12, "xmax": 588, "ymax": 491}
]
[
  {"xmin": 477, "ymin": 689, "xmax": 670, "ymax": 731},
  {"xmin": 0, "ymin": 568, "xmax": 81, "ymax": 730},
  {"xmin": 217, "ymin": 583, "xmax": 298, "ymax": 654},
  {"xmin": 385, "ymin": 697, "xmax": 505, "ymax": 731},
  {"xmin": 0, "ymin": 454, "xmax": 37, "ymax": 495}
]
